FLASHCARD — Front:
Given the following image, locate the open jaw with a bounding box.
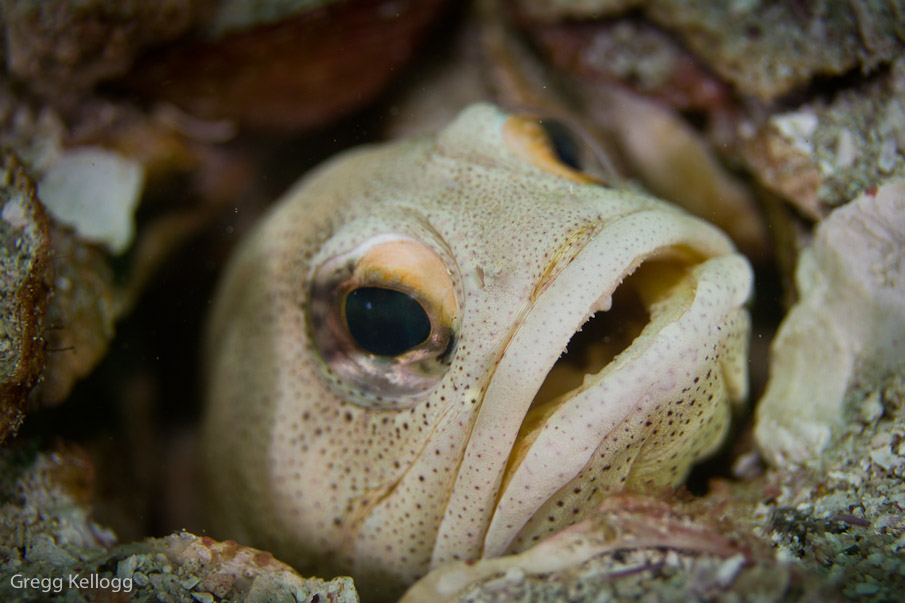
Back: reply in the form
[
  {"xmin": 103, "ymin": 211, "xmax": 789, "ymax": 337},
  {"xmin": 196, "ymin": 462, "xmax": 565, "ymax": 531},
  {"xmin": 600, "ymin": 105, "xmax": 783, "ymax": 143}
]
[
  {"xmin": 484, "ymin": 250, "xmax": 751, "ymax": 558},
  {"xmin": 517, "ymin": 257, "xmax": 689, "ymax": 444},
  {"xmin": 430, "ymin": 209, "xmax": 751, "ymax": 567},
  {"xmin": 486, "ymin": 252, "xmax": 701, "ymax": 552},
  {"xmin": 501, "ymin": 255, "xmax": 691, "ymax": 489}
]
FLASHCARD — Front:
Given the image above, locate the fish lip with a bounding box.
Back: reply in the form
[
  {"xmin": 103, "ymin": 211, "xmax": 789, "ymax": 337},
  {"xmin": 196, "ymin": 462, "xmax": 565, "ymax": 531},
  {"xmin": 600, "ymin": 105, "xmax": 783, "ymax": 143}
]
[
  {"xmin": 482, "ymin": 252, "xmax": 751, "ymax": 558},
  {"xmin": 483, "ymin": 266, "xmax": 690, "ymax": 556},
  {"xmin": 429, "ymin": 208, "xmax": 740, "ymax": 568}
]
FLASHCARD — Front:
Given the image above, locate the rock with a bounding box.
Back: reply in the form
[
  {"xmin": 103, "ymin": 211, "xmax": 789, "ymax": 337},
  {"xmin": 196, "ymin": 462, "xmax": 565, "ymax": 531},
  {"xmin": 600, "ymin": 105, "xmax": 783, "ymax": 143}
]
[
  {"xmin": 512, "ymin": 0, "xmax": 905, "ymax": 102},
  {"xmin": 402, "ymin": 493, "xmax": 835, "ymax": 602},
  {"xmin": 0, "ymin": 150, "xmax": 51, "ymax": 444},
  {"xmin": 745, "ymin": 59, "xmax": 905, "ymax": 220},
  {"xmin": 2, "ymin": 0, "xmax": 213, "ymax": 95},
  {"xmin": 131, "ymin": 0, "xmax": 454, "ymax": 131},
  {"xmin": 0, "ymin": 444, "xmax": 361, "ymax": 603},
  {"xmin": 755, "ymin": 180, "xmax": 905, "ymax": 467}
]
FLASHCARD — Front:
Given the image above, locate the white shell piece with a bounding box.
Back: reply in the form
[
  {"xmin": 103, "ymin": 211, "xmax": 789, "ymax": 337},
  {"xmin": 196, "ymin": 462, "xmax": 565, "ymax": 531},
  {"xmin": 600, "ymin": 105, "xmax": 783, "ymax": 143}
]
[
  {"xmin": 38, "ymin": 147, "xmax": 144, "ymax": 254},
  {"xmin": 755, "ymin": 180, "xmax": 905, "ymax": 467}
]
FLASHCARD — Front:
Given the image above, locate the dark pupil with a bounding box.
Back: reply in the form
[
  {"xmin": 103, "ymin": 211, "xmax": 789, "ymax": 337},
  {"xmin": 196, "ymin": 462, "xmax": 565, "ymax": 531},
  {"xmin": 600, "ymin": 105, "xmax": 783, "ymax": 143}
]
[
  {"xmin": 344, "ymin": 287, "xmax": 432, "ymax": 356},
  {"xmin": 539, "ymin": 119, "xmax": 582, "ymax": 170}
]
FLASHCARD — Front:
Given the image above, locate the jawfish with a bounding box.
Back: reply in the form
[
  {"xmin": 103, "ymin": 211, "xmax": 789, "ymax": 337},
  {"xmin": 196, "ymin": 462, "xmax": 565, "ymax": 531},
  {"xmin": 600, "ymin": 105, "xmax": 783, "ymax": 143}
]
[{"xmin": 202, "ymin": 103, "xmax": 752, "ymax": 597}]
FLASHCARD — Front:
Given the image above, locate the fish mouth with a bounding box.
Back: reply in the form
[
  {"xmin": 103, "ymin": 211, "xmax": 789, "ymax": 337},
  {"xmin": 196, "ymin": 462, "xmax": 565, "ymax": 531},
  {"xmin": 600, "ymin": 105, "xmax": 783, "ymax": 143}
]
[
  {"xmin": 481, "ymin": 246, "xmax": 749, "ymax": 560},
  {"xmin": 430, "ymin": 208, "xmax": 750, "ymax": 569},
  {"xmin": 501, "ymin": 255, "xmax": 693, "ymax": 493},
  {"xmin": 479, "ymin": 247, "xmax": 711, "ymax": 559}
]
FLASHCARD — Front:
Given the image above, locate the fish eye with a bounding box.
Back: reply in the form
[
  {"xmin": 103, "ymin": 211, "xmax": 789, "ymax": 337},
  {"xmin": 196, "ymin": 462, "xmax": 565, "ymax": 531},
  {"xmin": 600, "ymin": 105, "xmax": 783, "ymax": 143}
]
[
  {"xmin": 503, "ymin": 113, "xmax": 616, "ymax": 184},
  {"xmin": 538, "ymin": 119, "xmax": 583, "ymax": 171},
  {"xmin": 344, "ymin": 286, "xmax": 431, "ymax": 356},
  {"xmin": 308, "ymin": 236, "xmax": 459, "ymax": 408}
]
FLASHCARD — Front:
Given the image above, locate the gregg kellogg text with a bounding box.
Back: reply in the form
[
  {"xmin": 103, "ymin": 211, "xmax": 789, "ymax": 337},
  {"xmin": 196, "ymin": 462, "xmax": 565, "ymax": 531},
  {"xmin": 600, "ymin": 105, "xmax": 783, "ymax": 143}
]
[{"xmin": 10, "ymin": 573, "xmax": 134, "ymax": 594}]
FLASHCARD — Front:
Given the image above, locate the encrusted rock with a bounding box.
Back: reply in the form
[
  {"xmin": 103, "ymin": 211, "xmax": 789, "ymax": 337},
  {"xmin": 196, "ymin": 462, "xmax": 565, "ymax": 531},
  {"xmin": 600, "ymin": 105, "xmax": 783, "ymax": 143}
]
[
  {"xmin": 132, "ymin": 0, "xmax": 454, "ymax": 131},
  {"xmin": 0, "ymin": 150, "xmax": 51, "ymax": 443},
  {"xmin": 745, "ymin": 58, "xmax": 905, "ymax": 220},
  {"xmin": 755, "ymin": 383, "xmax": 905, "ymax": 603},
  {"xmin": 35, "ymin": 226, "xmax": 117, "ymax": 406},
  {"xmin": 2, "ymin": 0, "xmax": 214, "ymax": 95},
  {"xmin": 0, "ymin": 445, "xmax": 360, "ymax": 602},
  {"xmin": 513, "ymin": 0, "xmax": 905, "ymax": 102},
  {"xmin": 403, "ymin": 493, "xmax": 835, "ymax": 602},
  {"xmin": 0, "ymin": 83, "xmax": 235, "ymax": 408},
  {"xmin": 755, "ymin": 180, "xmax": 905, "ymax": 467},
  {"xmin": 0, "ymin": 444, "xmax": 115, "ymax": 591}
]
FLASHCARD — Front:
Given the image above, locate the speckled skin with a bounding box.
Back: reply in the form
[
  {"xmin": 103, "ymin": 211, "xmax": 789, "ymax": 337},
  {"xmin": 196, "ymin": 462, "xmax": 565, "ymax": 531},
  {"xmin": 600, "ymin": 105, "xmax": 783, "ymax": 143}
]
[{"xmin": 202, "ymin": 104, "xmax": 752, "ymax": 596}]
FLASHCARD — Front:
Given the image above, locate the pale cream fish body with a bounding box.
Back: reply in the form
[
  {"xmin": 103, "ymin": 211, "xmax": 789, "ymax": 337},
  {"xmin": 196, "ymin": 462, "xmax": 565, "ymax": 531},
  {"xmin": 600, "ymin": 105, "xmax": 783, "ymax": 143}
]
[{"xmin": 202, "ymin": 104, "xmax": 752, "ymax": 596}]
